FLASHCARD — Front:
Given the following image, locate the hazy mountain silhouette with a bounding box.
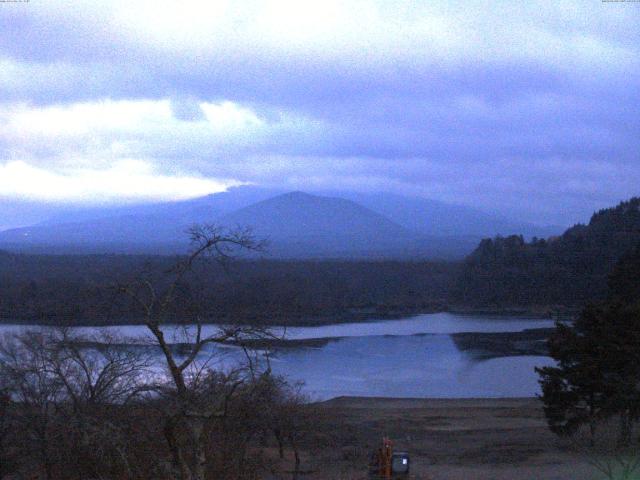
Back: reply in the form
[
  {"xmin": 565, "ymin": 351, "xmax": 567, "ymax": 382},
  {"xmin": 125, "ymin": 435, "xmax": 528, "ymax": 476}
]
[
  {"xmin": 327, "ymin": 191, "xmax": 562, "ymax": 238},
  {"xmin": 0, "ymin": 188, "xmax": 480, "ymax": 258},
  {"xmin": 0, "ymin": 186, "xmax": 558, "ymax": 258},
  {"xmin": 36, "ymin": 186, "xmax": 283, "ymax": 226},
  {"xmin": 218, "ymin": 191, "xmax": 419, "ymax": 257}
]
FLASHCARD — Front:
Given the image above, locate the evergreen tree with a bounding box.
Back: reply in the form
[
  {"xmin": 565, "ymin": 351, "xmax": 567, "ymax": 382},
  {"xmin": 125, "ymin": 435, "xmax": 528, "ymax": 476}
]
[
  {"xmin": 536, "ymin": 246, "xmax": 640, "ymax": 444},
  {"xmin": 452, "ymin": 197, "xmax": 640, "ymax": 309}
]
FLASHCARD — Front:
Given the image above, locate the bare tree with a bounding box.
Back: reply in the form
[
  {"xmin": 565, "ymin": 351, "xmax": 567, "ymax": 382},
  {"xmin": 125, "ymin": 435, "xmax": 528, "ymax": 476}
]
[
  {"xmin": 268, "ymin": 379, "xmax": 314, "ymax": 479},
  {"xmin": 118, "ymin": 224, "xmax": 273, "ymax": 480},
  {"xmin": 0, "ymin": 328, "xmax": 153, "ymax": 479},
  {"xmin": 47, "ymin": 328, "xmax": 152, "ymax": 478},
  {"xmin": 0, "ymin": 375, "xmax": 16, "ymax": 479},
  {"xmin": 0, "ymin": 331, "xmax": 64, "ymax": 480},
  {"xmin": 37, "ymin": 328, "xmax": 148, "ymax": 405},
  {"xmin": 0, "ymin": 225, "xmax": 306, "ymax": 480}
]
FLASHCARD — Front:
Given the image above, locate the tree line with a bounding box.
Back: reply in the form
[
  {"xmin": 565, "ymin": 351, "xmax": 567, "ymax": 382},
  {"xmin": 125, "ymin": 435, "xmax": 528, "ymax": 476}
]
[
  {"xmin": 0, "ymin": 251, "xmax": 456, "ymax": 326},
  {"xmin": 3, "ymin": 197, "xmax": 640, "ymax": 327},
  {"xmin": 451, "ymin": 197, "xmax": 640, "ymax": 310}
]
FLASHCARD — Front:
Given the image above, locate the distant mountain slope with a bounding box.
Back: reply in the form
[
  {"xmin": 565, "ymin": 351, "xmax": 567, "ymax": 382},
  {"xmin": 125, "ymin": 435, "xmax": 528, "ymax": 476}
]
[
  {"xmin": 219, "ymin": 191, "xmax": 417, "ymax": 255},
  {"xmin": 2, "ymin": 186, "xmax": 561, "ymax": 237},
  {"xmin": 0, "ymin": 186, "xmax": 284, "ymax": 253},
  {"xmin": 0, "ymin": 189, "xmax": 477, "ymax": 258},
  {"xmin": 329, "ymin": 191, "xmax": 562, "ymax": 238},
  {"xmin": 1, "ymin": 186, "xmax": 554, "ymax": 259},
  {"xmin": 0, "ymin": 200, "xmax": 72, "ymax": 231},
  {"xmin": 219, "ymin": 192, "xmax": 484, "ymax": 258},
  {"xmin": 450, "ymin": 197, "xmax": 640, "ymax": 309},
  {"xmin": 0, "ymin": 186, "xmax": 282, "ymax": 232},
  {"xmin": 38, "ymin": 186, "xmax": 283, "ymax": 226}
]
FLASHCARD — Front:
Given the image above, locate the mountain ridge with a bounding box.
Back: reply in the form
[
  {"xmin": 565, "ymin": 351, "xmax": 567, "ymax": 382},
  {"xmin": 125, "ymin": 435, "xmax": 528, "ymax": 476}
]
[
  {"xmin": 0, "ymin": 187, "xmax": 560, "ymax": 259},
  {"xmin": 0, "ymin": 190, "xmax": 436, "ymax": 258}
]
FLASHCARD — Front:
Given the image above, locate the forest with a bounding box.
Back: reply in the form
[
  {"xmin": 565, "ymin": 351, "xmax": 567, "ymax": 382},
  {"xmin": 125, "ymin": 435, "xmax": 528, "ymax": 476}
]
[
  {"xmin": 450, "ymin": 198, "xmax": 640, "ymax": 311},
  {"xmin": 2, "ymin": 197, "xmax": 640, "ymax": 326},
  {"xmin": 0, "ymin": 252, "xmax": 456, "ymax": 325}
]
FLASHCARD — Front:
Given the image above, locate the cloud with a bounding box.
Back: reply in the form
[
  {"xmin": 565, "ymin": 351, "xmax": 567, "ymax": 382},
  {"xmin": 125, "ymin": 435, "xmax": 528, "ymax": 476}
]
[
  {"xmin": 0, "ymin": 160, "xmax": 236, "ymax": 203},
  {"xmin": 2, "ymin": 0, "xmax": 638, "ymax": 109},
  {"xmin": 217, "ymin": 154, "xmax": 640, "ymax": 225},
  {"xmin": 0, "ymin": 1, "xmax": 638, "ymax": 224},
  {"xmin": 0, "ymin": 98, "xmax": 333, "ymax": 173},
  {"xmin": 171, "ymin": 97, "xmax": 206, "ymax": 122}
]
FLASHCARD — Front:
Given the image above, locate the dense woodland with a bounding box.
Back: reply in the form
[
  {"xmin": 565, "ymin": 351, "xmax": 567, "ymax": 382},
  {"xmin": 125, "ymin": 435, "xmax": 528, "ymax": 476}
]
[
  {"xmin": 0, "ymin": 253, "xmax": 456, "ymax": 325},
  {"xmin": 451, "ymin": 198, "xmax": 640, "ymax": 311},
  {"xmin": 2, "ymin": 197, "xmax": 640, "ymax": 325}
]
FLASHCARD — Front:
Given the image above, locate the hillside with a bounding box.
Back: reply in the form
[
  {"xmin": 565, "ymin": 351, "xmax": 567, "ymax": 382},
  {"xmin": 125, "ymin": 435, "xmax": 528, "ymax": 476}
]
[
  {"xmin": 450, "ymin": 197, "xmax": 640, "ymax": 310},
  {"xmin": 0, "ymin": 189, "xmax": 479, "ymax": 259},
  {"xmin": 219, "ymin": 191, "xmax": 421, "ymax": 257},
  {"xmin": 0, "ymin": 187, "xmax": 282, "ymax": 253},
  {"xmin": 332, "ymin": 191, "xmax": 561, "ymax": 238},
  {"xmin": 2, "ymin": 196, "xmax": 640, "ymax": 323}
]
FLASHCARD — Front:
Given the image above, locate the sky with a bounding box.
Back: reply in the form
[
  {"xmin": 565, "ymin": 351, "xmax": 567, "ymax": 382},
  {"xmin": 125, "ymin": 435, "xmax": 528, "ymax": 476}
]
[{"xmin": 0, "ymin": 0, "xmax": 639, "ymax": 226}]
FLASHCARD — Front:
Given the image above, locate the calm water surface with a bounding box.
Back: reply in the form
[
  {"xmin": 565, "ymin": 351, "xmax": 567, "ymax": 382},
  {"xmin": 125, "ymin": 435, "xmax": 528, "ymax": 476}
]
[{"xmin": 0, "ymin": 313, "xmax": 557, "ymax": 400}]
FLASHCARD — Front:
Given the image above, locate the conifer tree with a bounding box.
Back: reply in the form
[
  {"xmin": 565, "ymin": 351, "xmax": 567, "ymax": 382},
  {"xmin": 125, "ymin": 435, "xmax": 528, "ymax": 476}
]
[{"xmin": 537, "ymin": 246, "xmax": 640, "ymax": 444}]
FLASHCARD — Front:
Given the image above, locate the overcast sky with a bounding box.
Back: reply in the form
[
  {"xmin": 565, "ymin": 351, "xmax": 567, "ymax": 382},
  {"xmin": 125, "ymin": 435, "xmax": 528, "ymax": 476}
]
[{"xmin": 0, "ymin": 0, "xmax": 638, "ymax": 225}]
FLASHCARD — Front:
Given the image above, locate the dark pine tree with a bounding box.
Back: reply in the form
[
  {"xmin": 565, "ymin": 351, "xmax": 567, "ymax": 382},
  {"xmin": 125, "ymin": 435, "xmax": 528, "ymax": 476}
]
[{"xmin": 536, "ymin": 245, "xmax": 640, "ymax": 444}]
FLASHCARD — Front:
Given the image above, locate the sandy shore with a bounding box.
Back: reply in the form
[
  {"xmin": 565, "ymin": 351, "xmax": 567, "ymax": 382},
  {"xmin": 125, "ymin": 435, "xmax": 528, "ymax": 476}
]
[{"xmin": 293, "ymin": 397, "xmax": 599, "ymax": 480}]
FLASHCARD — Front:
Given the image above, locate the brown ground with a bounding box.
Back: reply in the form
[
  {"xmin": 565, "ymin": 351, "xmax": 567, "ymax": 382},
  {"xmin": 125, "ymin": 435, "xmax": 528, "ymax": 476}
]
[{"xmin": 285, "ymin": 397, "xmax": 601, "ymax": 480}]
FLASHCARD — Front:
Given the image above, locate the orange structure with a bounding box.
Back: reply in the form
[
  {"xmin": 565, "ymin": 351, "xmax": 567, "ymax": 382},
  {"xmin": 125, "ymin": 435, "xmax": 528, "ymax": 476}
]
[
  {"xmin": 369, "ymin": 437, "xmax": 410, "ymax": 479},
  {"xmin": 379, "ymin": 437, "xmax": 393, "ymax": 478}
]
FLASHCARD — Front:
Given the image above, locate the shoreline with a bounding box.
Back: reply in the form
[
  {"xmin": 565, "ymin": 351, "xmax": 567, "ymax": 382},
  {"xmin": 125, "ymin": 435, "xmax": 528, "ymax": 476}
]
[
  {"xmin": 0, "ymin": 306, "xmax": 572, "ymax": 328},
  {"xmin": 0, "ymin": 318, "xmax": 557, "ymax": 361},
  {"xmin": 451, "ymin": 327, "xmax": 553, "ymax": 359},
  {"xmin": 318, "ymin": 395, "xmax": 543, "ymax": 406}
]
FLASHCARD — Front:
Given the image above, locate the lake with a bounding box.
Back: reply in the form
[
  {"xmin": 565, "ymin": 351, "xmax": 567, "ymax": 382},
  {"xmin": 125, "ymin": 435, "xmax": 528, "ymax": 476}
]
[{"xmin": 0, "ymin": 312, "xmax": 557, "ymax": 400}]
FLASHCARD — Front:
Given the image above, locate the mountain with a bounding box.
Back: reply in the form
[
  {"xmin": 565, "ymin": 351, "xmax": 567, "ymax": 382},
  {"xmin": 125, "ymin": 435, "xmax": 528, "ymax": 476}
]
[
  {"xmin": 0, "ymin": 187, "xmax": 284, "ymax": 254},
  {"xmin": 0, "ymin": 186, "xmax": 283, "ymax": 232},
  {"xmin": 1, "ymin": 186, "xmax": 562, "ymax": 237},
  {"xmin": 37, "ymin": 186, "xmax": 283, "ymax": 226},
  {"xmin": 0, "ymin": 186, "xmax": 558, "ymax": 259},
  {"xmin": 0, "ymin": 200, "xmax": 73, "ymax": 232},
  {"xmin": 0, "ymin": 189, "xmax": 476, "ymax": 258},
  {"xmin": 0, "ymin": 190, "xmax": 479, "ymax": 258},
  {"xmin": 326, "ymin": 191, "xmax": 562, "ymax": 238},
  {"xmin": 451, "ymin": 197, "xmax": 640, "ymax": 310},
  {"xmin": 218, "ymin": 191, "xmax": 418, "ymax": 257}
]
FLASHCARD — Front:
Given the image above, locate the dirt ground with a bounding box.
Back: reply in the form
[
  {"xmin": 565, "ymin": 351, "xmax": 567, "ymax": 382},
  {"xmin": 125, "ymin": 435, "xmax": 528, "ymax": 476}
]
[{"xmin": 287, "ymin": 397, "xmax": 603, "ymax": 480}]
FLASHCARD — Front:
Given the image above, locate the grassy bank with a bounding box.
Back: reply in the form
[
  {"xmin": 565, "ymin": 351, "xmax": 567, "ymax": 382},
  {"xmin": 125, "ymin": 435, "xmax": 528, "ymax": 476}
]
[{"xmin": 296, "ymin": 397, "xmax": 597, "ymax": 479}]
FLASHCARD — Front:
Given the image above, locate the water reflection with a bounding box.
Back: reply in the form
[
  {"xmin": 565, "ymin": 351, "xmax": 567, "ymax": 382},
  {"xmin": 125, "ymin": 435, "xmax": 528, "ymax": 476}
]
[
  {"xmin": 0, "ymin": 313, "xmax": 556, "ymax": 400},
  {"xmin": 266, "ymin": 334, "xmax": 555, "ymax": 400}
]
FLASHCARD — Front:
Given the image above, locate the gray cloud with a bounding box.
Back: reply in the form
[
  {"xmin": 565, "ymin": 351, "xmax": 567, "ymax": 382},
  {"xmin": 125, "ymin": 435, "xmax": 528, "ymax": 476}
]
[
  {"xmin": 170, "ymin": 97, "xmax": 207, "ymax": 122},
  {"xmin": 0, "ymin": 0, "xmax": 638, "ymax": 225}
]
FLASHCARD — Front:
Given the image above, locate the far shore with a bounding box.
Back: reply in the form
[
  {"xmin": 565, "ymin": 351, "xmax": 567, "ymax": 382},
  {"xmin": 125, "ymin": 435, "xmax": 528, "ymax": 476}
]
[{"xmin": 0, "ymin": 305, "xmax": 576, "ymax": 328}]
